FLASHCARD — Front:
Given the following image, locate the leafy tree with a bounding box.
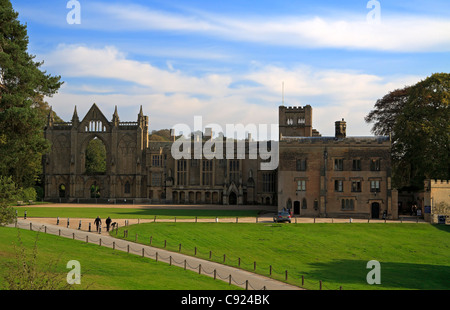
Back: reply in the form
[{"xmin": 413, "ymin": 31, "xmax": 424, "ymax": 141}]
[
  {"xmin": 0, "ymin": 175, "xmax": 18, "ymax": 225},
  {"xmin": 365, "ymin": 73, "xmax": 450, "ymax": 190},
  {"xmin": 0, "ymin": 0, "xmax": 63, "ymax": 188},
  {"xmin": 85, "ymin": 138, "xmax": 107, "ymax": 174}
]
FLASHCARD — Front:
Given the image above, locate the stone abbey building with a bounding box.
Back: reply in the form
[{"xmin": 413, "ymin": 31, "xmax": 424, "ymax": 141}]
[{"xmin": 43, "ymin": 103, "xmax": 398, "ymax": 219}]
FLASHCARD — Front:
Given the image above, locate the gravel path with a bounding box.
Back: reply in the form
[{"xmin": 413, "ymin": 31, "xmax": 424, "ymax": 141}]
[{"xmin": 10, "ymin": 218, "xmax": 302, "ymax": 291}]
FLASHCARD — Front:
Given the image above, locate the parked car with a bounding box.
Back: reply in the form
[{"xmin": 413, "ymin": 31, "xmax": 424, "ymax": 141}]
[{"xmin": 273, "ymin": 211, "xmax": 292, "ymax": 223}]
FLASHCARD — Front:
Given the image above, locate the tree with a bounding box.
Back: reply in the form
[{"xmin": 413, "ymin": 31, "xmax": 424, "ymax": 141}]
[
  {"xmin": 0, "ymin": 0, "xmax": 63, "ymax": 188},
  {"xmin": 85, "ymin": 138, "xmax": 107, "ymax": 174},
  {"xmin": 365, "ymin": 73, "xmax": 450, "ymax": 190},
  {"xmin": 0, "ymin": 175, "xmax": 18, "ymax": 226}
]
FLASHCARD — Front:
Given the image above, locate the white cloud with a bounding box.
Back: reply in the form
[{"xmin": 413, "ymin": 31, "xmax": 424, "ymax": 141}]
[
  {"xmin": 81, "ymin": 3, "xmax": 450, "ymax": 52},
  {"xmin": 43, "ymin": 44, "xmax": 423, "ymax": 138},
  {"xmin": 44, "ymin": 44, "xmax": 233, "ymax": 96}
]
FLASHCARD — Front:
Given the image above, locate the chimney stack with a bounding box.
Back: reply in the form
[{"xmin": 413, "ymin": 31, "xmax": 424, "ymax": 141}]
[{"xmin": 335, "ymin": 118, "xmax": 346, "ymax": 139}]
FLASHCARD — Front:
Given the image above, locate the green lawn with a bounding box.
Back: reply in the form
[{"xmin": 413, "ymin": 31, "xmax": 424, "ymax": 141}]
[
  {"xmin": 113, "ymin": 222, "xmax": 450, "ymax": 290},
  {"xmin": 0, "ymin": 226, "xmax": 240, "ymax": 290},
  {"xmin": 13, "ymin": 206, "xmax": 260, "ymax": 219}
]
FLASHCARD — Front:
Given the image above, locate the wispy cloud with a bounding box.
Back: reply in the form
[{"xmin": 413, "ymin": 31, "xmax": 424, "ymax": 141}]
[{"xmin": 77, "ymin": 2, "xmax": 450, "ymax": 52}]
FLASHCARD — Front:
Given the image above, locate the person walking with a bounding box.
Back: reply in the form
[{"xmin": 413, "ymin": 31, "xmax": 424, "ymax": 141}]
[
  {"xmin": 94, "ymin": 216, "xmax": 102, "ymax": 232},
  {"xmin": 105, "ymin": 216, "xmax": 112, "ymax": 232}
]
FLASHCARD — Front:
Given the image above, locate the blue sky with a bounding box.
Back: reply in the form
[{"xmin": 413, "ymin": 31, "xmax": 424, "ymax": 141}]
[{"xmin": 11, "ymin": 0, "xmax": 450, "ymax": 137}]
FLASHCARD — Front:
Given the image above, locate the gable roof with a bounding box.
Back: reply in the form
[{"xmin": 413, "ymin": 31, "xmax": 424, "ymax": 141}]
[{"xmin": 80, "ymin": 103, "xmax": 111, "ymax": 126}]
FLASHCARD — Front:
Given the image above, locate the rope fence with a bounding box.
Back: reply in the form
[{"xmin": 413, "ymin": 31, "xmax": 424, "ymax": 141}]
[
  {"xmin": 114, "ymin": 227, "xmax": 343, "ymax": 290},
  {"xmin": 14, "ymin": 221, "xmax": 287, "ymax": 291},
  {"xmin": 12, "ymin": 213, "xmax": 394, "ymax": 290}
]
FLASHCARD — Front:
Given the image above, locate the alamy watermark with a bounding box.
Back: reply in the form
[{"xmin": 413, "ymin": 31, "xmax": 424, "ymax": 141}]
[
  {"xmin": 67, "ymin": 260, "xmax": 81, "ymax": 285},
  {"xmin": 171, "ymin": 116, "xmax": 279, "ymax": 170},
  {"xmin": 366, "ymin": 260, "xmax": 381, "ymax": 285},
  {"xmin": 366, "ymin": 0, "xmax": 381, "ymax": 25},
  {"xmin": 66, "ymin": 0, "xmax": 81, "ymax": 25}
]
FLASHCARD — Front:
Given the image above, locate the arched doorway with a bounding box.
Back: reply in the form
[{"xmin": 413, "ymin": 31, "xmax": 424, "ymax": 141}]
[
  {"xmin": 371, "ymin": 202, "xmax": 380, "ymax": 219},
  {"xmin": 229, "ymin": 192, "xmax": 237, "ymax": 205},
  {"xmin": 90, "ymin": 182, "xmax": 100, "ymax": 198},
  {"xmin": 294, "ymin": 201, "xmax": 300, "ymax": 215},
  {"xmin": 59, "ymin": 184, "xmax": 66, "ymax": 198}
]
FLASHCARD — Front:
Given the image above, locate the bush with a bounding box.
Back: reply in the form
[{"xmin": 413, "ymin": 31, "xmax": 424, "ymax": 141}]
[
  {"xmin": 0, "ymin": 176, "xmax": 19, "ymax": 225},
  {"xmin": 2, "ymin": 231, "xmax": 72, "ymax": 290},
  {"xmin": 22, "ymin": 187, "xmax": 37, "ymax": 202}
]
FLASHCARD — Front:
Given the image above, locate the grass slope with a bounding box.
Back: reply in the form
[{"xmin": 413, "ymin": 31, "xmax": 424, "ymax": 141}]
[
  {"xmin": 114, "ymin": 222, "xmax": 450, "ymax": 290},
  {"xmin": 0, "ymin": 226, "xmax": 239, "ymax": 290}
]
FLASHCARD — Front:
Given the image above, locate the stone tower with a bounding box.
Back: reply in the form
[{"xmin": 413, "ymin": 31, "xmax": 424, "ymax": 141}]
[{"xmin": 279, "ymin": 105, "xmax": 320, "ymax": 138}]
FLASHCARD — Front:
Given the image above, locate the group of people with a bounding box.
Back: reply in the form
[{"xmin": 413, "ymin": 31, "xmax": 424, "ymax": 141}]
[{"xmin": 93, "ymin": 216, "xmax": 113, "ymax": 232}]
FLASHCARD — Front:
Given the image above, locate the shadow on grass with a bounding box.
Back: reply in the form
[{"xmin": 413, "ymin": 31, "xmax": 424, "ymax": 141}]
[
  {"xmin": 431, "ymin": 223, "xmax": 450, "ymax": 234},
  {"xmin": 304, "ymin": 259, "xmax": 450, "ymax": 290}
]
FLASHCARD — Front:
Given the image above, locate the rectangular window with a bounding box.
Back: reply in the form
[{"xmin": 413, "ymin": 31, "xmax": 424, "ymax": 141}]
[
  {"xmin": 370, "ymin": 180, "xmax": 381, "ymax": 192},
  {"xmin": 296, "ymin": 159, "xmax": 307, "ymax": 171},
  {"xmin": 370, "ymin": 159, "xmax": 381, "ymax": 171},
  {"xmin": 297, "ymin": 180, "xmax": 306, "ymax": 191},
  {"xmin": 334, "ymin": 180, "xmax": 343, "ymax": 192},
  {"xmin": 151, "ymin": 173, "xmax": 161, "ymax": 187},
  {"xmin": 352, "ymin": 159, "xmax": 361, "ymax": 171},
  {"xmin": 177, "ymin": 160, "xmax": 187, "ymax": 186},
  {"xmin": 202, "ymin": 160, "xmax": 212, "ymax": 186},
  {"xmin": 341, "ymin": 199, "xmax": 355, "ymax": 210},
  {"xmin": 152, "ymin": 155, "xmax": 163, "ymax": 167},
  {"xmin": 263, "ymin": 173, "xmax": 275, "ymax": 192},
  {"xmin": 229, "ymin": 160, "xmax": 240, "ymax": 183},
  {"xmin": 334, "ymin": 158, "xmax": 344, "ymax": 171},
  {"xmin": 351, "ymin": 180, "xmax": 361, "ymax": 192}
]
